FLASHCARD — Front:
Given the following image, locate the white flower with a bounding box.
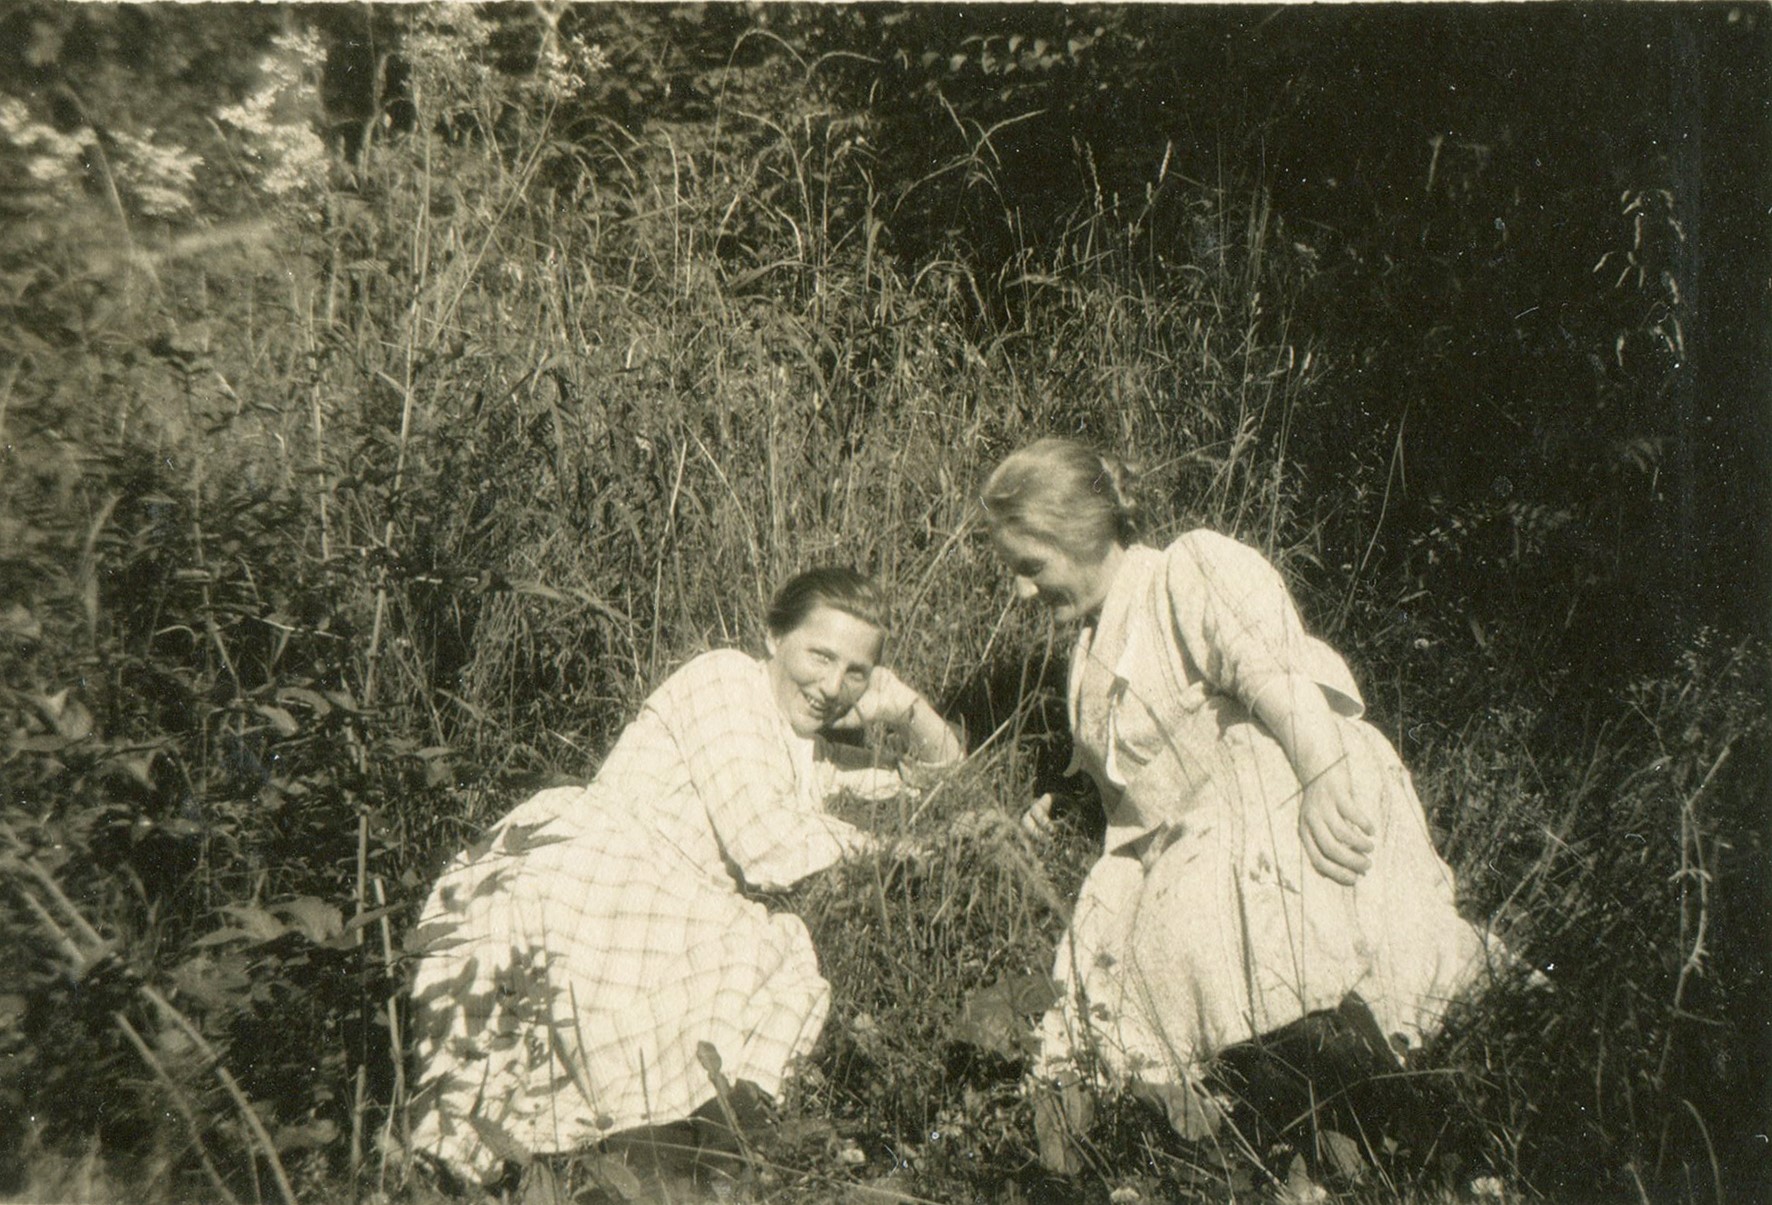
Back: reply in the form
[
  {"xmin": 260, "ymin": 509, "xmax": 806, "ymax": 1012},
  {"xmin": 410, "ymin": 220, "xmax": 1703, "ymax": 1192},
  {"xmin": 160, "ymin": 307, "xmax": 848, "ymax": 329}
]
[
  {"xmin": 109, "ymin": 129, "xmax": 203, "ymax": 217},
  {"xmin": 526, "ymin": 34, "xmax": 606, "ymax": 104},
  {"xmin": 0, "ymin": 97, "xmax": 97, "ymax": 201},
  {"xmin": 1471, "ymin": 1176, "xmax": 1508, "ymax": 1199},
  {"xmin": 216, "ymin": 27, "xmax": 328, "ymax": 199},
  {"xmin": 405, "ymin": 7, "xmax": 497, "ymax": 110}
]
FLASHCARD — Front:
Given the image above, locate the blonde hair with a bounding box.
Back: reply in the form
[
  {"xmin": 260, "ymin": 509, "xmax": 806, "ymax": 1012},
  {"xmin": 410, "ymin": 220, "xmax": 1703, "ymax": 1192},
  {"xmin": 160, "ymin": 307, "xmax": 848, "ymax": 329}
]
[{"xmin": 980, "ymin": 437, "xmax": 1142, "ymax": 558}]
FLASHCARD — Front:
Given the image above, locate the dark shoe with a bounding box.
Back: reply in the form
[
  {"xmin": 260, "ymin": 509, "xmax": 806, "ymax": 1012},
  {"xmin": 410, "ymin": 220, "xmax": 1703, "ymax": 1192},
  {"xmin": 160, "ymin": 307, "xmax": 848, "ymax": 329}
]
[
  {"xmin": 689, "ymin": 1078, "xmax": 776, "ymax": 1149},
  {"xmin": 599, "ymin": 1119, "xmax": 701, "ymax": 1182},
  {"xmin": 688, "ymin": 1078, "xmax": 777, "ymax": 1183}
]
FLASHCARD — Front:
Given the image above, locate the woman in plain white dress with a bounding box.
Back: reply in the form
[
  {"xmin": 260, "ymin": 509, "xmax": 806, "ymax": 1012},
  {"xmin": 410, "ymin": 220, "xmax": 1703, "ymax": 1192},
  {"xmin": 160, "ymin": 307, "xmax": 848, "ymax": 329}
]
[{"xmin": 980, "ymin": 438, "xmax": 1499, "ymax": 1169}]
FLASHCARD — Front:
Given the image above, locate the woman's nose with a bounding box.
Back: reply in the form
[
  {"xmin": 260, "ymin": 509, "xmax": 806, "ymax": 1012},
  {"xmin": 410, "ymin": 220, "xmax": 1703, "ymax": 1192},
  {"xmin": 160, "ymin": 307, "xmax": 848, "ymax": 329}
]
[{"xmin": 1013, "ymin": 576, "xmax": 1039, "ymax": 601}]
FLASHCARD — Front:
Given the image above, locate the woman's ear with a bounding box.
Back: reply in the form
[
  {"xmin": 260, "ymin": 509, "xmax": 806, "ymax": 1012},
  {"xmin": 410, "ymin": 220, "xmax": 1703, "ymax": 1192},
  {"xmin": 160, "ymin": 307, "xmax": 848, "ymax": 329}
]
[{"xmin": 763, "ymin": 632, "xmax": 778, "ymax": 659}]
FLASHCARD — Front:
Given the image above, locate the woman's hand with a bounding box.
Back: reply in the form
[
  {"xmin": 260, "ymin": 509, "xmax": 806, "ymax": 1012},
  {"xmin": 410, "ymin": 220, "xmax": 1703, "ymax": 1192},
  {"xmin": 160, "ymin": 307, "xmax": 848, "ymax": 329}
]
[
  {"xmin": 1246, "ymin": 672, "xmax": 1376, "ymax": 887},
  {"xmin": 845, "ymin": 666, "xmax": 923, "ymax": 730},
  {"xmin": 839, "ymin": 667, "xmax": 964, "ymax": 766},
  {"xmin": 1298, "ymin": 770, "xmax": 1375, "ymax": 886},
  {"xmin": 1020, "ymin": 793, "xmax": 1056, "ymax": 841}
]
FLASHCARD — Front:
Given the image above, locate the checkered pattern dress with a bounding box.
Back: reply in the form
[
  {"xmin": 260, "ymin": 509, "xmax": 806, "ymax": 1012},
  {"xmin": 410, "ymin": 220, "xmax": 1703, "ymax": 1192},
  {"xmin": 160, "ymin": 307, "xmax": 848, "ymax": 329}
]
[{"xmin": 407, "ymin": 649, "xmax": 896, "ymax": 1182}]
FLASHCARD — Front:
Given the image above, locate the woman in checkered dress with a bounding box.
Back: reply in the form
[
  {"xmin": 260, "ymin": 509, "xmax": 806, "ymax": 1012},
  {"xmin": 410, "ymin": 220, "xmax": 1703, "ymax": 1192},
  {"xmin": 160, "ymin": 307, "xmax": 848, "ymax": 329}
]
[{"xmin": 407, "ymin": 568, "xmax": 962, "ymax": 1184}]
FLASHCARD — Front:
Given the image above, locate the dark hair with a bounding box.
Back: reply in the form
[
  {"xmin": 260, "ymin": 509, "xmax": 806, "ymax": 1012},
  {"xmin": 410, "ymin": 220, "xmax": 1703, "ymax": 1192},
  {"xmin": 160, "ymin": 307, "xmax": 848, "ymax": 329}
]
[
  {"xmin": 980, "ymin": 436, "xmax": 1142, "ymax": 557},
  {"xmin": 765, "ymin": 566, "xmax": 889, "ymax": 638}
]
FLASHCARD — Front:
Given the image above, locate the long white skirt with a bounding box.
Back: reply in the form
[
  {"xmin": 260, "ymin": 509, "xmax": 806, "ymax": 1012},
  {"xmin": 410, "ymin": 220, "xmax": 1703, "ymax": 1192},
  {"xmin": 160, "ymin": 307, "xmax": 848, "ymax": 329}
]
[{"xmin": 1034, "ymin": 722, "xmax": 1498, "ymax": 1093}]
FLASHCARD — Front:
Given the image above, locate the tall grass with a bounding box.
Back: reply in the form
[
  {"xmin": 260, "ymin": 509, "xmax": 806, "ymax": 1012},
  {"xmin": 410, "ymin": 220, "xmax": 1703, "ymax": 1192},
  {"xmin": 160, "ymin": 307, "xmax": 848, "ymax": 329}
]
[{"xmin": 0, "ymin": 10, "xmax": 1762, "ymax": 1204}]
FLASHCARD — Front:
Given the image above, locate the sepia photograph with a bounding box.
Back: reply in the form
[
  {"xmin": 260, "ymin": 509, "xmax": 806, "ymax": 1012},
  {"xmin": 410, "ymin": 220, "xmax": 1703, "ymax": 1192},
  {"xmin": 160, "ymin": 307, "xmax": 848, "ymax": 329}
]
[{"xmin": 0, "ymin": 4, "xmax": 1766, "ymax": 1203}]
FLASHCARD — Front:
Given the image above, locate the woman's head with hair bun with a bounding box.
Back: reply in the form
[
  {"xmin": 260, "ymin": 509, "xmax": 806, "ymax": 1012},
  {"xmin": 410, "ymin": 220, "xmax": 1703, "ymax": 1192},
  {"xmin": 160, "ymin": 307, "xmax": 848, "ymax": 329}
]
[{"xmin": 980, "ymin": 436, "xmax": 1142, "ymax": 560}]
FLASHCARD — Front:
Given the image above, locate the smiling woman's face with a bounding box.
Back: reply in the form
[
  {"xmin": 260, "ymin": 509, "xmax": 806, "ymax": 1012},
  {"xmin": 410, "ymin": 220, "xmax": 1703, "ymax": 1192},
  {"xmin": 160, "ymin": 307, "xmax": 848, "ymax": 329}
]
[
  {"xmin": 765, "ymin": 605, "xmax": 885, "ymax": 737},
  {"xmin": 990, "ymin": 526, "xmax": 1115, "ymax": 622}
]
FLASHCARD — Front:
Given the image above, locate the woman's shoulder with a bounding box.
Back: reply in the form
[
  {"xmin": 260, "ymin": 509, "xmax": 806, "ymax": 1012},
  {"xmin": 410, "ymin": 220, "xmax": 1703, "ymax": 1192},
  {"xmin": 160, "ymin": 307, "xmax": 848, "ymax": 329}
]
[
  {"xmin": 1158, "ymin": 527, "xmax": 1262, "ymax": 560},
  {"xmin": 685, "ymin": 646, "xmax": 762, "ymax": 675},
  {"xmin": 653, "ymin": 647, "xmax": 763, "ymax": 699},
  {"xmin": 1156, "ymin": 528, "xmax": 1283, "ymax": 585}
]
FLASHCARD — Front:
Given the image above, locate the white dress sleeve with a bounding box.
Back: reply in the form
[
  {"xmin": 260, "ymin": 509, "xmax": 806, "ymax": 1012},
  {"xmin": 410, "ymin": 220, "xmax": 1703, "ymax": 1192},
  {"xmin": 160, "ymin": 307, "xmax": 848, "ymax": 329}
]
[
  {"xmin": 812, "ymin": 738, "xmax": 912, "ymax": 801},
  {"xmin": 658, "ymin": 650, "xmax": 875, "ymax": 892},
  {"xmin": 1162, "ymin": 531, "xmax": 1363, "ymax": 717}
]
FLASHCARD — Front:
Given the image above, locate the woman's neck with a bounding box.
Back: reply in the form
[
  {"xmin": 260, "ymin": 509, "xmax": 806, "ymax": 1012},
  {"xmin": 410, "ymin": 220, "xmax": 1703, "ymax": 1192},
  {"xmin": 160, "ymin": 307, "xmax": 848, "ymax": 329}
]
[{"xmin": 1080, "ymin": 541, "xmax": 1130, "ymax": 620}]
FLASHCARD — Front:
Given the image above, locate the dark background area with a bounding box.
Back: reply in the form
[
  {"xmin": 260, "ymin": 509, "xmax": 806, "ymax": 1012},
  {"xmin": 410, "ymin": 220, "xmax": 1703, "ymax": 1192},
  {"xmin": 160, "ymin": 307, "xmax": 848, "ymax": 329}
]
[{"xmin": 805, "ymin": 1, "xmax": 1772, "ymax": 655}]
